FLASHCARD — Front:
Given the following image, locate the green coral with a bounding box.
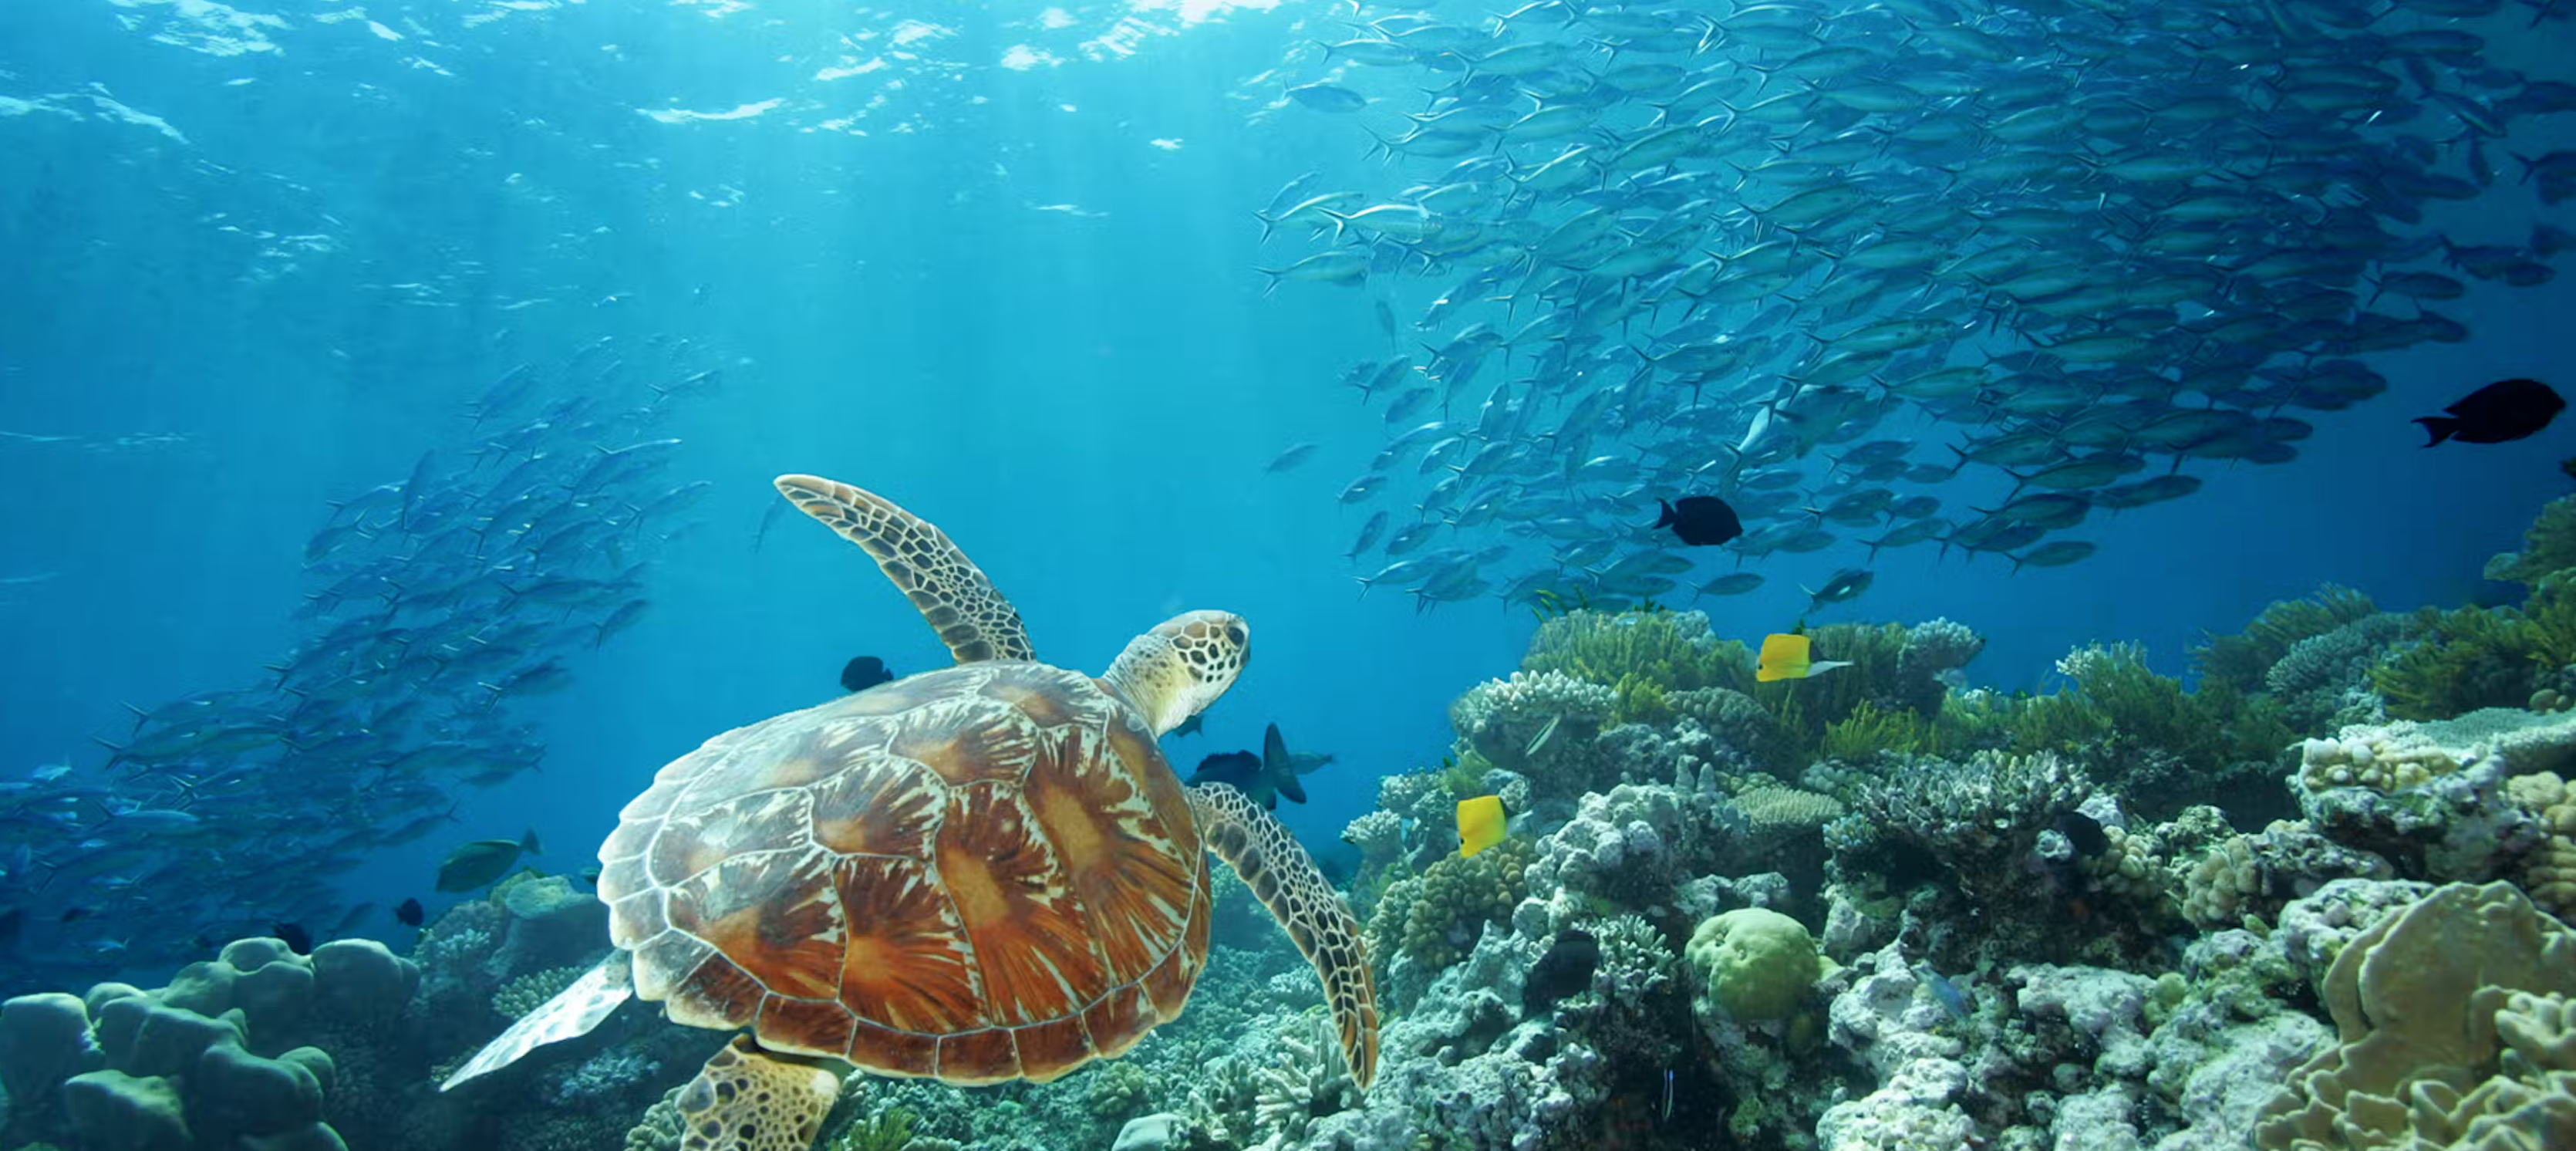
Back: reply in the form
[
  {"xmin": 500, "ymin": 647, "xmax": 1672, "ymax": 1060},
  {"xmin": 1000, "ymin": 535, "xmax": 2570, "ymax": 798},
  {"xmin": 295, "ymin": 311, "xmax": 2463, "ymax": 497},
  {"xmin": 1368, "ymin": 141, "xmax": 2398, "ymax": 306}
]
[
  {"xmin": 2193, "ymin": 585, "xmax": 2379, "ymax": 693},
  {"xmin": 1684, "ymin": 908, "xmax": 1826, "ymax": 1024},
  {"xmin": 825, "ymin": 1105, "xmax": 918, "ymax": 1151},
  {"xmin": 2484, "ymin": 494, "xmax": 2576, "ymax": 587},
  {"xmin": 1610, "ymin": 672, "xmax": 1674, "ymax": 727},
  {"xmin": 1083, "ymin": 1059, "xmax": 1155, "ymax": 1123},
  {"xmin": 1435, "ymin": 750, "xmax": 1492, "ymax": 800},
  {"xmin": 1820, "ymin": 699, "xmax": 1933, "ymax": 760},
  {"xmin": 2001, "ymin": 642, "xmax": 2297, "ymax": 804},
  {"xmin": 492, "ymin": 965, "xmax": 587, "ymax": 1020},
  {"xmin": 1522, "ymin": 609, "xmax": 1751, "ymax": 698},
  {"xmin": 2372, "ymin": 575, "xmax": 2576, "ymax": 721}
]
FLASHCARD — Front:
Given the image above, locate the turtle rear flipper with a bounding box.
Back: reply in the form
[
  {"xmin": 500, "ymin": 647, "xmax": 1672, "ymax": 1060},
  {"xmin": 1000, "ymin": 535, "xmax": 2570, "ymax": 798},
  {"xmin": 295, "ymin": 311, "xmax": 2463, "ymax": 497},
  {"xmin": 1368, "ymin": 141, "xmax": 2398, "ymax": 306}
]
[
  {"xmin": 1188, "ymin": 781, "xmax": 1380, "ymax": 1090},
  {"xmin": 440, "ymin": 954, "xmax": 634, "ymax": 1091},
  {"xmin": 773, "ymin": 474, "xmax": 1035, "ymax": 664},
  {"xmin": 677, "ymin": 1035, "xmax": 843, "ymax": 1151}
]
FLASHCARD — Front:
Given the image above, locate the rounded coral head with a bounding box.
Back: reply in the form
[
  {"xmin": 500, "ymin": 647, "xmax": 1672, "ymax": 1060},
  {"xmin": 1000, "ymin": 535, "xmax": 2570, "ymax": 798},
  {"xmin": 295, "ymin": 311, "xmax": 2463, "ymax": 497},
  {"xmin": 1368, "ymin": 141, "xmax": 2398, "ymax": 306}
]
[{"xmin": 1105, "ymin": 609, "xmax": 1249, "ymax": 736}]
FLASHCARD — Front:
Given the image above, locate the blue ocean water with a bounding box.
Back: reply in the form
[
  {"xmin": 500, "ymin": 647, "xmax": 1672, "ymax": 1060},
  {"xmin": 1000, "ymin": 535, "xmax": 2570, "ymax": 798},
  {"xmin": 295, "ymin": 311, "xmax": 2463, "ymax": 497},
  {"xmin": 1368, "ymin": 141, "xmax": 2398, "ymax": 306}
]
[
  {"xmin": 2, "ymin": 1, "xmax": 2574, "ymax": 1145},
  {"xmin": 6, "ymin": 0, "xmax": 2566, "ymax": 910}
]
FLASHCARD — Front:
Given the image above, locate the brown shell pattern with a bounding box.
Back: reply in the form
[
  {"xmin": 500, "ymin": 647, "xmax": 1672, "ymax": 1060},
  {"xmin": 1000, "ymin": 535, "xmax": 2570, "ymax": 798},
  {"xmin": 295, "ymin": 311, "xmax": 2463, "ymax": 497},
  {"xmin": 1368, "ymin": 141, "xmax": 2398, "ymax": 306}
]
[{"xmin": 598, "ymin": 663, "xmax": 1209, "ymax": 1085}]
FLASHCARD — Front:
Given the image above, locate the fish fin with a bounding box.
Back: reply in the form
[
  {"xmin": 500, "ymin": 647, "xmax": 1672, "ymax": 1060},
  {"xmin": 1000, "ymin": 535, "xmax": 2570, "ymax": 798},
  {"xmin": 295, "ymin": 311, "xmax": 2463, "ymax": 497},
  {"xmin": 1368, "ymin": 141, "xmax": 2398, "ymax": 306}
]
[
  {"xmin": 2411, "ymin": 416, "xmax": 2459, "ymax": 447},
  {"xmin": 1654, "ymin": 498, "xmax": 1677, "ymax": 528},
  {"xmin": 521, "ymin": 829, "xmax": 542, "ymax": 855},
  {"xmin": 1263, "ymin": 723, "xmax": 1291, "ymax": 777},
  {"xmin": 1277, "ymin": 772, "xmax": 1309, "ymax": 805}
]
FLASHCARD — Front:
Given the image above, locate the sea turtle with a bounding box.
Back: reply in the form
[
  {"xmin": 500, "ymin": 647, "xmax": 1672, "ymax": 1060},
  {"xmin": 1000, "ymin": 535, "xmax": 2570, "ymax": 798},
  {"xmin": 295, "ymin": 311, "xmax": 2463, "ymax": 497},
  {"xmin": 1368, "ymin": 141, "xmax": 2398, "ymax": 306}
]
[{"xmin": 439, "ymin": 474, "xmax": 1378, "ymax": 1151}]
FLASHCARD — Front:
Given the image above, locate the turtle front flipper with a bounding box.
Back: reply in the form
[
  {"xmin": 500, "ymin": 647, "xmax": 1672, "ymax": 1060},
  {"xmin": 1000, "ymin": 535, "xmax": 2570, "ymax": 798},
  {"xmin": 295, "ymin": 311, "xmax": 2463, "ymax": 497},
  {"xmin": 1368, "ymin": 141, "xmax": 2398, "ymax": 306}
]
[
  {"xmin": 440, "ymin": 954, "xmax": 634, "ymax": 1091},
  {"xmin": 774, "ymin": 474, "xmax": 1035, "ymax": 664},
  {"xmin": 676, "ymin": 1035, "xmax": 843, "ymax": 1151},
  {"xmin": 1187, "ymin": 781, "xmax": 1380, "ymax": 1091}
]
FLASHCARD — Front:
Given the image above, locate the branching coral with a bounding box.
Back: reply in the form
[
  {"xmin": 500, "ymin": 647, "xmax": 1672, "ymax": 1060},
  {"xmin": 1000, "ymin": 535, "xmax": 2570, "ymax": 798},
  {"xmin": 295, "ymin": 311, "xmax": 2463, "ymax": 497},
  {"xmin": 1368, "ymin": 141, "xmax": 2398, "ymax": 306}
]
[
  {"xmin": 1521, "ymin": 608, "xmax": 1751, "ymax": 700},
  {"xmin": 2267, "ymin": 613, "xmax": 2409, "ymax": 733},
  {"xmin": 1251, "ymin": 1012, "xmax": 1360, "ymax": 1146},
  {"xmin": 2483, "ymin": 493, "xmax": 2576, "ymax": 588},
  {"xmin": 2006, "ymin": 641, "xmax": 2297, "ymax": 812},
  {"xmin": 2372, "ymin": 575, "xmax": 2576, "ymax": 721},
  {"xmin": 1835, "ymin": 751, "xmax": 2095, "ymax": 915},
  {"xmin": 825, "ymin": 1104, "xmax": 918, "ymax": 1151},
  {"xmin": 2196, "ymin": 586, "xmax": 2381, "ymax": 694}
]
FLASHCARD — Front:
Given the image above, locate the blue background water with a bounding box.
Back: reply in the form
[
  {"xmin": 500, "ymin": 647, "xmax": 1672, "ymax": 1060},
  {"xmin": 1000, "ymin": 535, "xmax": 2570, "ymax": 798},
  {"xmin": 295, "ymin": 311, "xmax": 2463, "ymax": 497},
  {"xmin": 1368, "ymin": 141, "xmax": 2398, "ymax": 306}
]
[{"xmin": 2, "ymin": 0, "xmax": 2568, "ymax": 949}]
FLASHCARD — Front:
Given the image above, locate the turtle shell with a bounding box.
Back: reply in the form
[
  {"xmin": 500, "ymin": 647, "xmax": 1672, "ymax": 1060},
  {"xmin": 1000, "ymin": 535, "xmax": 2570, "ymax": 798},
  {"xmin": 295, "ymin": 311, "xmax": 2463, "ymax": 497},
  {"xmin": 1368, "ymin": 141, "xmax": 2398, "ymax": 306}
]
[{"xmin": 595, "ymin": 661, "xmax": 1212, "ymax": 1085}]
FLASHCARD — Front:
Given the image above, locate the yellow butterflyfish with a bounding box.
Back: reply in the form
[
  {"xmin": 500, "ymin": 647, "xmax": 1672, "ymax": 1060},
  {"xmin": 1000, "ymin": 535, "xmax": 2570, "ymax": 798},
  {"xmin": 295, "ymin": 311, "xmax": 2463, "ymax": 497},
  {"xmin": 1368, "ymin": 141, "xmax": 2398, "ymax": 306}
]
[
  {"xmin": 1756, "ymin": 633, "xmax": 1855, "ymax": 682},
  {"xmin": 1457, "ymin": 794, "xmax": 1507, "ymax": 858}
]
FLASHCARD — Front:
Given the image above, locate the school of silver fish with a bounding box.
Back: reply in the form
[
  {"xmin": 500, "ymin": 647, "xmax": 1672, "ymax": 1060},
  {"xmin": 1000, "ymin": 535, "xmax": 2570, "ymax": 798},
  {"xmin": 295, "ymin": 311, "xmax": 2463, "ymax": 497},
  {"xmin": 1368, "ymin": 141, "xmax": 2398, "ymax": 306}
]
[
  {"xmin": 1267, "ymin": 0, "xmax": 2573, "ymax": 613},
  {"xmin": 0, "ymin": 332, "xmax": 723, "ymax": 992}
]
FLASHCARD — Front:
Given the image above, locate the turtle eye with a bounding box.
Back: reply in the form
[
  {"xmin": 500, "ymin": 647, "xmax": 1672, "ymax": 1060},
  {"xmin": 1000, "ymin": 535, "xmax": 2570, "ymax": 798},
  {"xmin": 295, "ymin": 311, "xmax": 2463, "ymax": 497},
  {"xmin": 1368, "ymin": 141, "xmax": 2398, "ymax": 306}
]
[{"xmin": 1225, "ymin": 625, "xmax": 1246, "ymax": 647}]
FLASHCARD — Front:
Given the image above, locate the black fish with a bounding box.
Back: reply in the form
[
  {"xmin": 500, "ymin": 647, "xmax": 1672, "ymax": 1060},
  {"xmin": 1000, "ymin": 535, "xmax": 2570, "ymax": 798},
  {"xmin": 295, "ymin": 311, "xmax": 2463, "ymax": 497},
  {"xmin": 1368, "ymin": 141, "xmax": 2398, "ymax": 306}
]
[
  {"xmin": 394, "ymin": 898, "xmax": 424, "ymax": 927},
  {"xmin": 2414, "ymin": 378, "xmax": 2564, "ymax": 445},
  {"xmin": 1523, "ymin": 928, "xmax": 1600, "ymax": 1014},
  {"xmin": 841, "ymin": 656, "xmax": 895, "ymax": 693},
  {"xmin": 59, "ymin": 906, "xmax": 91, "ymax": 923},
  {"xmin": 1185, "ymin": 724, "xmax": 1309, "ymax": 810},
  {"xmin": 273, "ymin": 922, "xmax": 313, "ymax": 955},
  {"xmin": 2054, "ymin": 812, "xmax": 2109, "ymax": 858},
  {"xmin": 1654, "ymin": 496, "xmax": 1743, "ymax": 547},
  {"xmin": 0, "ymin": 908, "xmax": 22, "ymax": 948}
]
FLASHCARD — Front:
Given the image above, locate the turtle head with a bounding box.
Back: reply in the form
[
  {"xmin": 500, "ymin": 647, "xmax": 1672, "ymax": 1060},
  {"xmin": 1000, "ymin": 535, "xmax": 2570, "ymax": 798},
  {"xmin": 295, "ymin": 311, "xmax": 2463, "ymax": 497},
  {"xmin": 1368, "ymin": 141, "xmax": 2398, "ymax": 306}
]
[{"xmin": 1104, "ymin": 610, "xmax": 1249, "ymax": 737}]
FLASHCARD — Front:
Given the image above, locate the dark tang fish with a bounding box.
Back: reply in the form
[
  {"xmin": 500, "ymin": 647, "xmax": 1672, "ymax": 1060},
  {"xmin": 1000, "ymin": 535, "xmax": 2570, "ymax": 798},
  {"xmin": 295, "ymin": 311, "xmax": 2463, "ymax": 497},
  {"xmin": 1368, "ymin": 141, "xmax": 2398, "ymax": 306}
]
[
  {"xmin": 1654, "ymin": 496, "xmax": 1743, "ymax": 547},
  {"xmin": 1184, "ymin": 723, "xmax": 1309, "ymax": 810},
  {"xmin": 2414, "ymin": 378, "xmax": 2564, "ymax": 445},
  {"xmin": 394, "ymin": 898, "xmax": 424, "ymax": 927},
  {"xmin": 273, "ymin": 922, "xmax": 313, "ymax": 955},
  {"xmin": 841, "ymin": 655, "xmax": 895, "ymax": 693},
  {"xmin": 1523, "ymin": 928, "xmax": 1600, "ymax": 1014}
]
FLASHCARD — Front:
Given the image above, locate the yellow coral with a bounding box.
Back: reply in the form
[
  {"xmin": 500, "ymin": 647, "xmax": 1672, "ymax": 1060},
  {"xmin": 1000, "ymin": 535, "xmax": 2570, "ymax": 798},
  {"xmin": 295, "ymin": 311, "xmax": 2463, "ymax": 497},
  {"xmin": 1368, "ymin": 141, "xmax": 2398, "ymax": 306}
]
[
  {"xmin": 2254, "ymin": 882, "xmax": 2576, "ymax": 1149},
  {"xmin": 1376, "ymin": 839, "xmax": 1535, "ymax": 970},
  {"xmin": 2507, "ymin": 773, "xmax": 2576, "ymax": 925},
  {"xmin": 2182, "ymin": 835, "xmax": 2260, "ymax": 928},
  {"xmin": 492, "ymin": 965, "xmax": 587, "ymax": 1020}
]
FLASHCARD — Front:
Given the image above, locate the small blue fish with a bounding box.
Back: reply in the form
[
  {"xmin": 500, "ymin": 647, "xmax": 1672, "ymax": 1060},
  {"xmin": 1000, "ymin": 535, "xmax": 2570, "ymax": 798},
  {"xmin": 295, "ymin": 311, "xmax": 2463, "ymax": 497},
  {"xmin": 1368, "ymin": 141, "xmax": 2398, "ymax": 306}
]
[{"xmin": 1914, "ymin": 963, "xmax": 1971, "ymax": 1021}]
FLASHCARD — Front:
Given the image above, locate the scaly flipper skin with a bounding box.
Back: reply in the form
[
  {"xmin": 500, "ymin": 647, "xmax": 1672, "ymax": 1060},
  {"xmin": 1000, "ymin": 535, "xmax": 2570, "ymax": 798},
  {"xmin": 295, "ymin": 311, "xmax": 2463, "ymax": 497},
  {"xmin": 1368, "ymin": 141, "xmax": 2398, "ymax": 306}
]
[
  {"xmin": 773, "ymin": 474, "xmax": 1035, "ymax": 664},
  {"xmin": 1187, "ymin": 781, "xmax": 1380, "ymax": 1090},
  {"xmin": 676, "ymin": 1035, "xmax": 843, "ymax": 1151},
  {"xmin": 440, "ymin": 954, "xmax": 634, "ymax": 1091}
]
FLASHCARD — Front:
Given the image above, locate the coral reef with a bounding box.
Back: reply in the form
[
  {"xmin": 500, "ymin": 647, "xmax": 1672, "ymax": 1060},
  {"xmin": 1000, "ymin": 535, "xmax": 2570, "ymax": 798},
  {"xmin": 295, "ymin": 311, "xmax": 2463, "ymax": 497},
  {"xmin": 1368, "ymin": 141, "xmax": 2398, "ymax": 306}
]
[{"xmin": 35, "ymin": 484, "xmax": 2576, "ymax": 1151}]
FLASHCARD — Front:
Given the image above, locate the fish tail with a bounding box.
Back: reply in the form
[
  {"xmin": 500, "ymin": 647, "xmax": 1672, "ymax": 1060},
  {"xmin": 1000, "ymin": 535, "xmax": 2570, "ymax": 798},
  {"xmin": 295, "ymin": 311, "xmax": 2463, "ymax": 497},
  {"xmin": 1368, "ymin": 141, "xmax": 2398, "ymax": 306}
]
[
  {"xmin": 521, "ymin": 829, "xmax": 543, "ymax": 855},
  {"xmin": 1250, "ymin": 209, "xmax": 1276, "ymax": 245},
  {"xmin": 1654, "ymin": 498, "xmax": 1677, "ymax": 528},
  {"xmin": 2412, "ymin": 416, "xmax": 2459, "ymax": 447}
]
